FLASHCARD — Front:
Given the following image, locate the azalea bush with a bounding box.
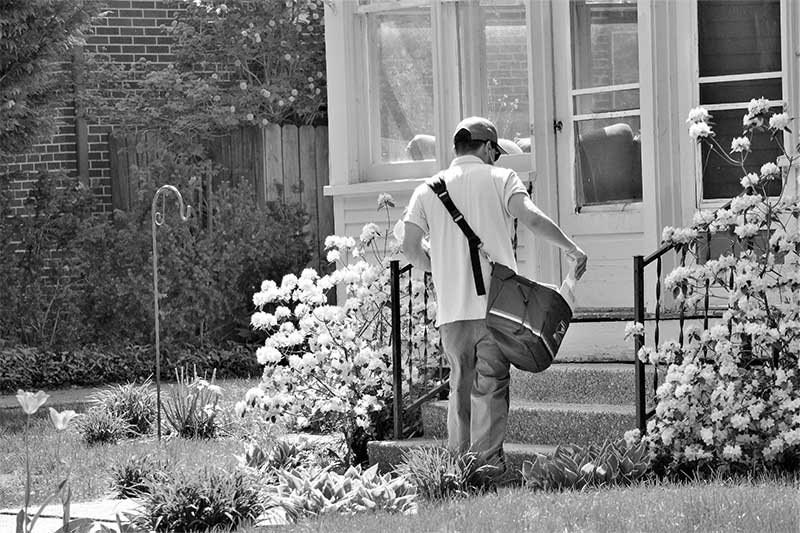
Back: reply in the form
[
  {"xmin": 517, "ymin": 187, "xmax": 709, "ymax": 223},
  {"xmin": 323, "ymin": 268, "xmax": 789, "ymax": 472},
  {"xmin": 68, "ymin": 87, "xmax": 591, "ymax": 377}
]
[
  {"xmin": 239, "ymin": 194, "xmax": 439, "ymax": 464},
  {"xmin": 627, "ymin": 98, "xmax": 800, "ymax": 476}
]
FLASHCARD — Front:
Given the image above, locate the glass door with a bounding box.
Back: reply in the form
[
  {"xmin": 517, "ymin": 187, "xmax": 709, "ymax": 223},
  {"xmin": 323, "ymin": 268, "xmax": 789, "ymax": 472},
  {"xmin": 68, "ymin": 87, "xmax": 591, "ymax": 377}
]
[{"xmin": 553, "ymin": 0, "xmax": 645, "ymax": 308}]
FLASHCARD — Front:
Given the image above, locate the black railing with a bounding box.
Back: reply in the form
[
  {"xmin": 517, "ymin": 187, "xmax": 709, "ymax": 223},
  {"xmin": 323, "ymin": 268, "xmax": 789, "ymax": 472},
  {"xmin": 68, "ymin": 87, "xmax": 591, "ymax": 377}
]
[
  {"xmin": 388, "ymin": 260, "xmax": 445, "ymax": 439},
  {"xmin": 633, "ymin": 211, "xmax": 736, "ymax": 432}
]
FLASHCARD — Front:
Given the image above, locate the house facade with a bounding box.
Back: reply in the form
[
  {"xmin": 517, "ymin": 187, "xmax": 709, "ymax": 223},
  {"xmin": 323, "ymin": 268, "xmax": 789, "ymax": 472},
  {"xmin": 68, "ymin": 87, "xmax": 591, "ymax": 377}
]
[{"xmin": 323, "ymin": 0, "xmax": 800, "ymax": 310}]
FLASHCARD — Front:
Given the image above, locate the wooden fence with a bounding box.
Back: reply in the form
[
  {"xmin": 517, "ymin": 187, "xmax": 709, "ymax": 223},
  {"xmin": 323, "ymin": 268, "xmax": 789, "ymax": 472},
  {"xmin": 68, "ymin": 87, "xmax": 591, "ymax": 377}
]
[{"xmin": 108, "ymin": 124, "xmax": 333, "ymax": 272}]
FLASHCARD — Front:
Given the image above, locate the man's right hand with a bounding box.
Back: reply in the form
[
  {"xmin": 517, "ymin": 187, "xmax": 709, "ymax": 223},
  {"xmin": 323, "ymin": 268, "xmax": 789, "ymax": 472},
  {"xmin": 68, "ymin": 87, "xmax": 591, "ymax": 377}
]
[{"xmin": 566, "ymin": 247, "xmax": 588, "ymax": 280}]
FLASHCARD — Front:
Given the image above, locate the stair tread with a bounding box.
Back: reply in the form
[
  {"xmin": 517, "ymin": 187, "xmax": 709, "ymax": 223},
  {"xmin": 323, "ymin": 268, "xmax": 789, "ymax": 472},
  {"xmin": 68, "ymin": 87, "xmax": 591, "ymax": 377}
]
[
  {"xmin": 519, "ymin": 362, "xmax": 638, "ymax": 371},
  {"xmin": 369, "ymin": 438, "xmax": 557, "ymax": 456},
  {"xmin": 426, "ymin": 399, "xmax": 635, "ymax": 415}
]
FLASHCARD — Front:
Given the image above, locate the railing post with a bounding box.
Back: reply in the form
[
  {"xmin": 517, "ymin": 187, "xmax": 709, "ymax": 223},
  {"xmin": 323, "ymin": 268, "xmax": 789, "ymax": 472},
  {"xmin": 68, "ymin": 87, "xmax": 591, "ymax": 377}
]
[
  {"xmin": 390, "ymin": 260, "xmax": 403, "ymax": 439},
  {"xmin": 633, "ymin": 255, "xmax": 646, "ymax": 434}
]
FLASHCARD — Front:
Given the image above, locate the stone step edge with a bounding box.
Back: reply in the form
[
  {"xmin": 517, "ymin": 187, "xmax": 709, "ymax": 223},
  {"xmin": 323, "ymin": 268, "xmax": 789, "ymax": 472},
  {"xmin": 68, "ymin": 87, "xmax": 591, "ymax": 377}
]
[
  {"xmin": 367, "ymin": 438, "xmax": 557, "ymax": 475},
  {"xmin": 425, "ymin": 399, "xmax": 636, "ymax": 415}
]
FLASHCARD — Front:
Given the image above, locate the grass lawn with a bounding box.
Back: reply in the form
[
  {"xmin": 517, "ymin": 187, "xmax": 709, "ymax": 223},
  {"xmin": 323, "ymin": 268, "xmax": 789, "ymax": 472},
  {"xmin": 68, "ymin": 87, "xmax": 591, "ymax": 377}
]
[
  {"xmin": 0, "ymin": 378, "xmax": 270, "ymax": 506},
  {"xmin": 276, "ymin": 477, "xmax": 800, "ymax": 533},
  {"xmin": 2, "ymin": 379, "xmax": 798, "ymax": 532}
]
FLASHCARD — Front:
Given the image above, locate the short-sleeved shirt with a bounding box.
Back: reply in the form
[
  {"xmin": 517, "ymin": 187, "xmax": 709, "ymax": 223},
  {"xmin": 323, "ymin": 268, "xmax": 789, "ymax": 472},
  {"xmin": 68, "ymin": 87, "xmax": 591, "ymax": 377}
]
[{"xmin": 404, "ymin": 155, "xmax": 529, "ymax": 326}]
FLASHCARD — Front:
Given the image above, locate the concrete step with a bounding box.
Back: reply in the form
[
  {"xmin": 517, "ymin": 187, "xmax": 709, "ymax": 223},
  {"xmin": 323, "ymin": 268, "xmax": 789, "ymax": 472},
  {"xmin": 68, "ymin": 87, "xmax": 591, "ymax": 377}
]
[
  {"xmin": 510, "ymin": 363, "xmax": 655, "ymax": 406},
  {"xmin": 557, "ymin": 318, "xmax": 708, "ymax": 362},
  {"xmin": 422, "ymin": 400, "xmax": 636, "ymax": 447},
  {"xmin": 367, "ymin": 437, "xmax": 555, "ymax": 475}
]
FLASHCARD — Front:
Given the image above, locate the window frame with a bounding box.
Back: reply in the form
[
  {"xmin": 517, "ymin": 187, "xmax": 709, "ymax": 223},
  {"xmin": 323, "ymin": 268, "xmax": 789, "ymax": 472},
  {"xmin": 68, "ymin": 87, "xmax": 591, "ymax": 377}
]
[
  {"xmin": 354, "ymin": 0, "xmax": 534, "ymax": 183},
  {"xmin": 687, "ymin": 0, "xmax": 794, "ymax": 209}
]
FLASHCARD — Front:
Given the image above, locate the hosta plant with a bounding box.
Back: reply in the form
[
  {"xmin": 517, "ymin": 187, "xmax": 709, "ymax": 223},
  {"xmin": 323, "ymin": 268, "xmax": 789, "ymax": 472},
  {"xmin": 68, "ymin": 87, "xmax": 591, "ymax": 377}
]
[
  {"xmin": 627, "ymin": 99, "xmax": 800, "ymax": 476},
  {"xmin": 241, "ymin": 194, "xmax": 439, "ymax": 464},
  {"xmin": 263, "ymin": 464, "xmax": 417, "ymax": 523},
  {"xmin": 238, "ymin": 438, "xmax": 343, "ymax": 475},
  {"xmin": 520, "ymin": 439, "xmax": 651, "ymax": 491}
]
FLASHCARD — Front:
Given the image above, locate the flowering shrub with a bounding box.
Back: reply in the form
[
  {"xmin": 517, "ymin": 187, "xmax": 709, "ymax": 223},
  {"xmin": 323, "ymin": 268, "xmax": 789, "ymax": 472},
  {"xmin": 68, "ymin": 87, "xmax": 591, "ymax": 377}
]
[
  {"xmin": 628, "ymin": 98, "xmax": 800, "ymax": 475},
  {"xmin": 240, "ymin": 194, "xmax": 438, "ymax": 464}
]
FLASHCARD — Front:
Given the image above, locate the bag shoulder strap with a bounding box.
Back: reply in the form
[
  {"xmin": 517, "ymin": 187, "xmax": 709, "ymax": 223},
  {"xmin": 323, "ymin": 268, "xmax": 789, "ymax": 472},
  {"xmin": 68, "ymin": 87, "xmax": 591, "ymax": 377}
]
[{"xmin": 427, "ymin": 175, "xmax": 486, "ymax": 296}]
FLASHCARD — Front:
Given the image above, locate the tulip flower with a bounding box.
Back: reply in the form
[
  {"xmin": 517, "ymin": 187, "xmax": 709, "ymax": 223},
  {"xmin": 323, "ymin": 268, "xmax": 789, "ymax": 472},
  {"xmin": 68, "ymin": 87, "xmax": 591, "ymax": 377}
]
[
  {"xmin": 48, "ymin": 408, "xmax": 78, "ymax": 432},
  {"xmin": 16, "ymin": 390, "xmax": 49, "ymax": 415}
]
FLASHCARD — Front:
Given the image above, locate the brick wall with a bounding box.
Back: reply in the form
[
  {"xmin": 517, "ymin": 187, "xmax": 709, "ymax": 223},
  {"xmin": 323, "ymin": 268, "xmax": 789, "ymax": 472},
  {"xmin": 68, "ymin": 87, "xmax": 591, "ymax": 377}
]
[{"xmin": 1, "ymin": 0, "xmax": 180, "ymax": 215}]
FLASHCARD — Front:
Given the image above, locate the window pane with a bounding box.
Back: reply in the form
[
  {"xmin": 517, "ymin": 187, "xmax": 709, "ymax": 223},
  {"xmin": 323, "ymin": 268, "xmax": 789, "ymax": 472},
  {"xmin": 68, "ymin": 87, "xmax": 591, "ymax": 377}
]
[
  {"xmin": 574, "ymin": 89, "xmax": 639, "ymax": 114},
  {"xmin": 483, "ymin": 1, "xmax": 530, "ymax": 148},
  {"xmin": 574, "ymin": 117, "xmax": 642, "ymax": 205},
  {"xmin": 698, "ymin": 0, "xmax": 781, "ymax": 77},
  {"xmin": 700, "ymin": 78, "xmax": 782, "ymax": 105},
  {"xmin": 700, "ymin": 109, "xmax": 782, "ymax": 199},
  {"xmin": 372, "ymin": 11, "xmax": 434, "ymax": 163},
  {"xmin": 571, "ymin": 0, "xmax": 640, "ymax": 206},
  {"xmin": 570, "ymin": 0, "xmax": 639, "ymax": 91}
]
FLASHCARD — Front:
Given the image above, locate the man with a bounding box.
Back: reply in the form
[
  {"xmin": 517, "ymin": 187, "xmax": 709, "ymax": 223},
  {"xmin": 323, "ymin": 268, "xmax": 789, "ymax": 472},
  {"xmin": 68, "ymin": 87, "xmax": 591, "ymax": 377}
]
[{"xmin": 402, "ymin": 116, "xmax": 588, "ymax": 468}]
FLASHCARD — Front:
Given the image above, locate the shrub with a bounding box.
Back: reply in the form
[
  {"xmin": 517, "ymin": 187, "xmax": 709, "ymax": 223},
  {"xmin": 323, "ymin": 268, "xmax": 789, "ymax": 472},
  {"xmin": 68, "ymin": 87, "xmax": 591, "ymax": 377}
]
[
  {"xmin": 394, "ymin": 446, "xmax": 496, "ymax": 501},
  {"xmin": 76, "ymin": 407, "xmax": 130, "ymax": 446},
  {"xmin": 89, "ymin": 380, "xmax": 157, "ymax": 436},
  {"xmin": 131, "ymin": 468, "xmax": 263, "ymax": 532},
  {"xmin": 628, "ymin": 100, "xmax": 800, "ymax": 476},
  {"xmin": 0, "ymin": 165, "xmax": 310, "ymax": 352},
  {"xmin": 520, "ymin": 440, "xmax": 652, "ymax": 491},
  {"xmin": 241, "ymin": 194, "xmax": 438, "ymax": 465},
  {"xmin": 161, "ymin": 367, "xmax": 223, "ymax": 439},
  {"xmin": 77, "ymin": 171, "xmax": 311, "ymax": 348},
  {"xmin": 0, "ymin": 171, "xmax": 96, "ymax": 349},
  {"xmin": 264, "ymin": 464, "xmax": 417, "ymax": 523},
  {"xmin": 0, "ymin": 343, "xmax": 259, "ymax": 393},
  {"xmin": 111, "ymin": 454, "xmax": 170, "ymax": 498}
]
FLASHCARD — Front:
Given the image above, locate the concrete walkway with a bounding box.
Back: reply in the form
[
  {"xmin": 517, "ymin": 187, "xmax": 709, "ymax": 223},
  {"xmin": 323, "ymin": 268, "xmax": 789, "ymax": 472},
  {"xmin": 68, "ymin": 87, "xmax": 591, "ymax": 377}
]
[{"xmin": 0, "ymin": 498, "xmax": 140, "ymax": 532}]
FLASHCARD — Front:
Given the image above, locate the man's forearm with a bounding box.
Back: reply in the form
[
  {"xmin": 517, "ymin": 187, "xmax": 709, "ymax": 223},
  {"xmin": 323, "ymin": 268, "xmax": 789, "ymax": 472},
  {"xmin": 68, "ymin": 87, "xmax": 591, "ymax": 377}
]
[{"xmin": 528, "ymin": 214, "xmax": 580, "ymax": 253}]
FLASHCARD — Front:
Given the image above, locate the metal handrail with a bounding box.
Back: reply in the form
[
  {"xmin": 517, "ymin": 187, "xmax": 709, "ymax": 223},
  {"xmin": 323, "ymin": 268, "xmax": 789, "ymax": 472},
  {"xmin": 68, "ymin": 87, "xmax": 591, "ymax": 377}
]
[{"xmin": 632, "ymin": 201, "xmax": 733, "ymax": 432}]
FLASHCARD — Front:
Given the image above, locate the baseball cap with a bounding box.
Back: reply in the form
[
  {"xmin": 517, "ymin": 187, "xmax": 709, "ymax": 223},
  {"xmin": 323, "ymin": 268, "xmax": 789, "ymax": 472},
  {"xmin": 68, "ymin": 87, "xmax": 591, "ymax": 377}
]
[{"xmin": 452, "ymin": 116, "xmax": 507, "ymax": 156}]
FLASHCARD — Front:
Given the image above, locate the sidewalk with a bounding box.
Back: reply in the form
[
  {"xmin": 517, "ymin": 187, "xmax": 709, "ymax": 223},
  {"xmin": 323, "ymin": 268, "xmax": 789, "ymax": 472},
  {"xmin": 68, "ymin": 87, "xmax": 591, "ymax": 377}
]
[
  {"xmin": 0, "ymin": 385, "xmax": 104, "ymax": 411},
  {"xmin": 0, "ymin": 498, "xmax": 139, "ymax": 532}
]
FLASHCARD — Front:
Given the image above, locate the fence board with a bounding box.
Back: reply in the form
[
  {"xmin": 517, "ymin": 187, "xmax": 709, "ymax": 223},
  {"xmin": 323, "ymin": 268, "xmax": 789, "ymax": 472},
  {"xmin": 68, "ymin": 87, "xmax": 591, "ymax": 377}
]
[
  {"xmin": 282, "ymin": 125, "xmax": 301, "ymax": 205},
  {"xmin": 264, "ymin": 124, "xmax": 283, "ymax": 202},
  {"xmin": 315, "ymin": 126, "xmax": 333, "ymax": 271},
  {"xmin": 255, "ymin": 127, "xmax": 265, "ymax": 207},
  {"xmin": 299, "ymin": 126, "xmax": 319, "ymax": 267}
]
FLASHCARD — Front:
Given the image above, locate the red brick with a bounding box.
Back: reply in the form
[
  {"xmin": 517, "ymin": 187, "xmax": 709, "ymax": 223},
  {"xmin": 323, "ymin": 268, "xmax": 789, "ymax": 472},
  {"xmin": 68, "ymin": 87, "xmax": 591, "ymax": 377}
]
[
  {"xmin": 116, "ymin": 9, "xmax": 143, "ymax": 17},
  {"xmin": 119, "ymin": 27, "xmax": 144, "ymax": 36},
  {"xmin": 106, "ymin": 17, "xmax": 133, "ymax": 26},
  {"xmin": 93, "ymin": 27, "xmax": 120, "ymax": 36}
]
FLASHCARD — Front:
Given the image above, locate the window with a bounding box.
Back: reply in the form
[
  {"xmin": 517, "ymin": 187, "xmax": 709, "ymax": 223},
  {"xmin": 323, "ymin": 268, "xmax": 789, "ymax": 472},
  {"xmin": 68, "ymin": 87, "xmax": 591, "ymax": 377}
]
[
  {"xmin": 355, "ymin": 0, "xmax": 534, "ymax": 182},
  {"xmin": 570, "ymin": 0, "xmax": 642, "ymax": 206},
  {"xmin": 697, "ymin": 0, "xmax": 783, "ymax": 200},
  {"xmin": 367, "ymin": 8, "xmax": 435, "ymax": 164},
  {"xmin": 457, "ymin": 0, "xmax": 533, "ymax": 176}
]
